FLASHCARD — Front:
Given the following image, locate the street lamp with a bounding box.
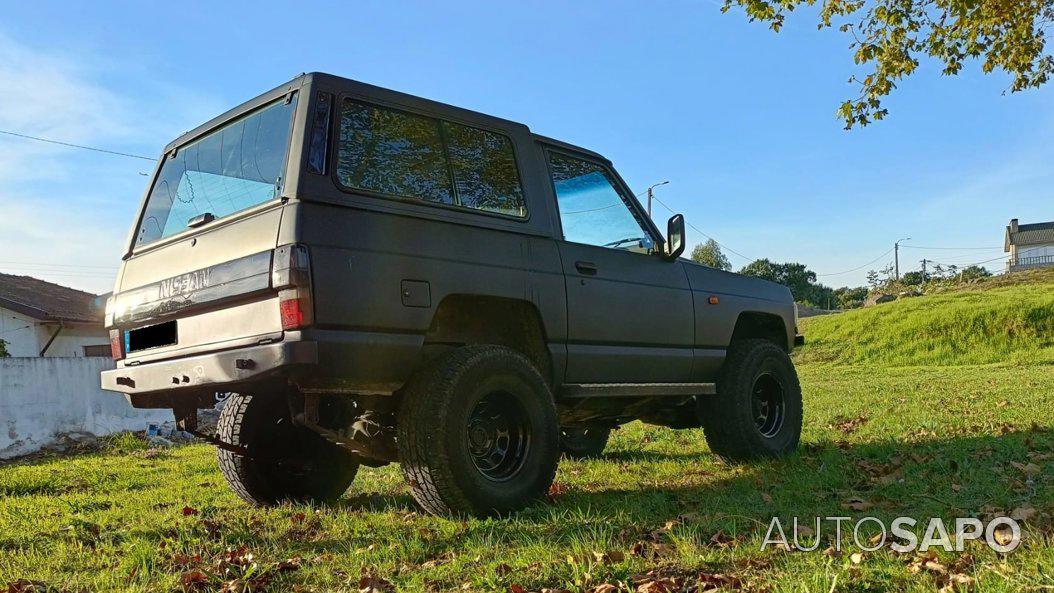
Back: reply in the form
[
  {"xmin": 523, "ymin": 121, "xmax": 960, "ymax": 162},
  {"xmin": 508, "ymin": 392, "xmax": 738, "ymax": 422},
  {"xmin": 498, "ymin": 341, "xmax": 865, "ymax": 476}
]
[
  {"xmin": 645, "ymin": 180, "xmax": 669, "ymax": 218},
  {"xmin": 894, "ymin": 237, "xmax": 911, "ymax": 281}
]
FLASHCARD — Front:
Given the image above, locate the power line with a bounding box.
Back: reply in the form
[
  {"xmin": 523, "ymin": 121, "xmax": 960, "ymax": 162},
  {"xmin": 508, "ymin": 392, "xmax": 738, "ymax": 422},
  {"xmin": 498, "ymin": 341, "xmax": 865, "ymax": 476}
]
[
  {"xmin": 0, "ymin": 129, "xmax": 155, "ymax": 161},
  {"xmin": 815, "ymin": 247, "xmax": 896, "ymax": 277},
  {"xmin": 648, "ymin": 194, "xmax": 754, "ymax": 262},
  {"xmin": 901, "ymin": 245, "xmax": 1003, "ymax": 251},
  {"xmin": 0, "ymin": 260, "xmax": 118, "ymax": 270},
  {"xmin": 930, "ymin": 254, "xmax": 1007, "ymax": 268}
]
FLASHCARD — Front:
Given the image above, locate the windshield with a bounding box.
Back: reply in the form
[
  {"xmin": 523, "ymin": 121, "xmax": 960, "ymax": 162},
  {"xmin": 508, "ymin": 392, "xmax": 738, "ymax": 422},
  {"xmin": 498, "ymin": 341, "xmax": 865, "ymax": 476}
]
[{"xmin": 134, "ymin": 96, "xmax": 297, "ymax": 247}]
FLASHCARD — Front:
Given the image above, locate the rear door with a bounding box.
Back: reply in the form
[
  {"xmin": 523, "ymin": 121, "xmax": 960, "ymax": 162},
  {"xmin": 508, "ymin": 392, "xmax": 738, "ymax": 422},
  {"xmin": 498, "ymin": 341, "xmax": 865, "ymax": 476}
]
[
  {"xmin": 111, "ymin": 93, "xmax": 301, "ymax": 361},
  {"xmin": 546, "ymin": 150, "xmax": 694, "ymax": 383}
]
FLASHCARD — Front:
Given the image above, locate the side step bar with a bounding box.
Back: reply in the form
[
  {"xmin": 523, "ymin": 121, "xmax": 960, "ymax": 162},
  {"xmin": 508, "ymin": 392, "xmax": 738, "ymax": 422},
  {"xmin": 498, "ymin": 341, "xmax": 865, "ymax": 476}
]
[{"xmin": 560, "ymin": 383, "xmax": 716, "ymax": 398}]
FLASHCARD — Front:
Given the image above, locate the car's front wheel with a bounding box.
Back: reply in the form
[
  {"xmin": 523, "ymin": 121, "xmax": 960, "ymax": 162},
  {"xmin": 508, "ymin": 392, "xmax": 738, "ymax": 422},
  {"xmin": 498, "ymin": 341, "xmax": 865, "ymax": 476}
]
[
  {"xmin": 559, "ymin": 424, "xmax": 611, "ymax": 459},
  {"xmin": 697, "ymin": 339, "xmax": 802, "ymax": 461},
  {"xmin": 397, "ymin": 345, "xmax": 560, "ymax": 517}
]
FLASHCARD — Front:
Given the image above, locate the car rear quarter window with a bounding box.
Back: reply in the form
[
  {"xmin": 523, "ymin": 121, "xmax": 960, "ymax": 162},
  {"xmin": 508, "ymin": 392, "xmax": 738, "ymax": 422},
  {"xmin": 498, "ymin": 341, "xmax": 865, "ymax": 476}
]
[
  {"xmin": 442, "ymin": 122, "xmax": 526, "ymax": 217},
  {"xmin": 336, "ymin": 100, "xmax": 454, "ymax": 205},
  {"xmin": 335, "ymin": 99, "xmax": 526, "ymax": 218}
]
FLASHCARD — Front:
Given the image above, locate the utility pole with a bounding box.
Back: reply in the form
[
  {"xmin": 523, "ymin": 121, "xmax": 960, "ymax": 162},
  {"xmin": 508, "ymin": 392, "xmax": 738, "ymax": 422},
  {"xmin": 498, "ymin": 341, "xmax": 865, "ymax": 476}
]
[
  {"xmin": 894, "ymin": 237, "xmax": 911, "ymax": 281},
  {"xmin": 645, "ymin": 180, "xmax": 669, "ymax": 218},
  {"xmin": 920, "ymin": 258, "xmax": 931, "ymax": 281}
]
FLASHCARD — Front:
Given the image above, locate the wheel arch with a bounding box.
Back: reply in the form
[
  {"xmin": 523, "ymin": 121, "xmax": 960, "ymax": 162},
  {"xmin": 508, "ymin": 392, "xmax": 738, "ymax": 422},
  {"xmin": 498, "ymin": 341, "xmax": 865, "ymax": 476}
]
[
  {"xmin": 729, "ymin": 311, "xmax": 790, "ymax": 352},
  {"xmin": 423, "ymin": 294, "xmax": 552, "ymax": 382}
]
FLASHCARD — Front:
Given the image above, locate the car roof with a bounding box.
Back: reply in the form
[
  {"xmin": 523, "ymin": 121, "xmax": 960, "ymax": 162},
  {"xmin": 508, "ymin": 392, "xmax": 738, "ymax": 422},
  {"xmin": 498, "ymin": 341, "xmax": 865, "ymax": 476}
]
[{"xmin": 163, "ymin": 72, "xmax": 611, "ymax": 164}]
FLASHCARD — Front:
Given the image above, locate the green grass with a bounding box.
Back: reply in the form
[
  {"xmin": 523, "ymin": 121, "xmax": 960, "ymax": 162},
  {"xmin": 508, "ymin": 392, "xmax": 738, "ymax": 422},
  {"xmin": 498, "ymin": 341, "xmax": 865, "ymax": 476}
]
[
  {"xmin": 3, "ymin": 280, "xmax": 1054, "ymax": 592},
  {"xmin": 797, "ymin": 270, "xmax": 1054, "ymax": 367},
  {"xmin": 2, "ymin": 364, "xmax": 1052, "ymax": 592}
]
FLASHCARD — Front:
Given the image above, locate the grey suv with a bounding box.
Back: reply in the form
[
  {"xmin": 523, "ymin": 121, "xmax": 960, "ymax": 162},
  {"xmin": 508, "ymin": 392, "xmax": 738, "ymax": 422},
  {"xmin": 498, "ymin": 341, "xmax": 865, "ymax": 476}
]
[{"xmin": 101, "ymin": 73, "xmax": 803, "ymax": 517}]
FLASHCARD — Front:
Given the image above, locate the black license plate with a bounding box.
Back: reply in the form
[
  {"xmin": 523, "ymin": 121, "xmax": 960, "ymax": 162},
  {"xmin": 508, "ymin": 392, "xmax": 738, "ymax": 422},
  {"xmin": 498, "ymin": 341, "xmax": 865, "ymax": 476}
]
[{"xmin": 125, "ymin": 320, "xmax": 177, "ymax": 353}]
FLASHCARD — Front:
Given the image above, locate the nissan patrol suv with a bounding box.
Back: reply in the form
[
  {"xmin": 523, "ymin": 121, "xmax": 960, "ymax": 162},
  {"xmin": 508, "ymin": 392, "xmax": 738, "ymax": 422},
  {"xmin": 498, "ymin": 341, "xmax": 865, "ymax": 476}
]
[{"xmin": 102, "ymin": 73, "xmax": 803, "ymax": 517}]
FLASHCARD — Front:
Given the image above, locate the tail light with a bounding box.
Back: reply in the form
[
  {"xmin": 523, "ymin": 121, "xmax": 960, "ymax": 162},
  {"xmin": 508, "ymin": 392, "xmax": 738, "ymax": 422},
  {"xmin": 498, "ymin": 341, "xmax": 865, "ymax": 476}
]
[
  {"xmin": 109, "ymin": 329, "xmax": 124, "ymax": 361},
  {"xmin": 272, "ymin": 244, "xmax": 313, "ymax": 330}
]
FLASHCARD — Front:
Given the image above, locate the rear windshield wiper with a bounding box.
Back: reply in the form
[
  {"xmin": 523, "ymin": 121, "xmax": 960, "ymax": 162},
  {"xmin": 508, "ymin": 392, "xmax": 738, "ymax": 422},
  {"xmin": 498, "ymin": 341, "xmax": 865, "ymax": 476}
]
[{"xmin": 187, "ymin": 212, "xmax": 215, "ymax": 228}]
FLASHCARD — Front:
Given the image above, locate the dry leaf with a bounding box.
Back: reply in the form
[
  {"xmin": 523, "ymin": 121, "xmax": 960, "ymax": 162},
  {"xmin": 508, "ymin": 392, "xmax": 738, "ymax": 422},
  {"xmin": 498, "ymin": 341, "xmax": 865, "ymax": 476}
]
[
  {"xmin": 842, "ymin": 497, "xmax": 873, "ymax": 511},
  {"xmin": 1010, "ymin": 504, "xmax": 1037, "ymax": 521}
]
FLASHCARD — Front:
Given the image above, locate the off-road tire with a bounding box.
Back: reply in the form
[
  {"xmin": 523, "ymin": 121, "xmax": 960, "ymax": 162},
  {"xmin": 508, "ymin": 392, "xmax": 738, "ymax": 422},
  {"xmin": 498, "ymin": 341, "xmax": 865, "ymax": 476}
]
[
  {"xmin": 559, "ymin": 425, "xmax": 611, "ymax": 459},
  {"xmin": 397, "ymin": 345, "xmax": 560, "ymax": 517},
  {"xmin": 698, "ymin": 339, "xmax": 802, "ymax": 461},
  {"xmin": 216, "ymin": 391, "xmax": 359, "ymax": 505}
]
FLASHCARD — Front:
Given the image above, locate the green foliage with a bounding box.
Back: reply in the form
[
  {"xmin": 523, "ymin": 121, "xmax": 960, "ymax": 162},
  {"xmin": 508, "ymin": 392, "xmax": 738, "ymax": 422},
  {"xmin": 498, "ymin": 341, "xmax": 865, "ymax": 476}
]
[
  {"xmin": 797, "ymin": 273, "xmax": 1054, "ymax": 366},
  {"xmin": 689, "ymin": 238, "xmax": 732, "ymax": 270},
  {"xmin": 959, "ymin": 264, "xmax": 993, "ymax": 280},
  {"xmin": 722, "ymin": 0, "xmax": 1054, "ymax": 128},
  {"xmin": 832, "ymin": 285, "xmax": 869, "ymax": 309},
  {"xmin": 901, "ymin": 270, "xmax": 927, "ymax": 286},
  {"xmin": 0, "ymin": 338, "xmax": 8, "ymax": 358},
  {"xmin": 738, "ymin": 258, "xmax": 834, "ymax": 307}
]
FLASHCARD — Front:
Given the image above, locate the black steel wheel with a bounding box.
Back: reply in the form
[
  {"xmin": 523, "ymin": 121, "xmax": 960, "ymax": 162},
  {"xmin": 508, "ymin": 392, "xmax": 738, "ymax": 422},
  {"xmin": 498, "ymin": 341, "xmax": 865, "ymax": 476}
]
[
  {"xmin": 697, "ymin": 339, "xmax": 802, "ymax": 461},
  {"xmin": 397, "ymin": 345, "xmax": 560, "ymax": 517},
  {"xmin": 216, "ymin": 390, "xmax": 359, "ymax": 505},
  {"xmin": 751, "ymin": 373, "xmax": 786, "ymax": 438},
  {"xmin": 559, "ymin": 424, "xmax": 611, "ymax": 459},
  {"xmin": 467, "ymin": 392, "xmax": 531, "ymax": 481}
]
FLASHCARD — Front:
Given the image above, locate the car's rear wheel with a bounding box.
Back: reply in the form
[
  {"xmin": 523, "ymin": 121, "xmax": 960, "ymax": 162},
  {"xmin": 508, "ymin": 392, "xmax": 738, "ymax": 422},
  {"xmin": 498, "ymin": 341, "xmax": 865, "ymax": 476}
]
[
  {"xmin": 397, "ymin": 345, "xmax": 560, "ymax": 517},
  {"xmin": 559, "ymin": 424, "xmax": 611, "ymax": 459},
  {"xmin": 697, "ymin": 339, "xmax": 802, "ymax": 461},
  {"xmin": 216, "ymin": 391, "xmax": 359, "ymax": 505}
]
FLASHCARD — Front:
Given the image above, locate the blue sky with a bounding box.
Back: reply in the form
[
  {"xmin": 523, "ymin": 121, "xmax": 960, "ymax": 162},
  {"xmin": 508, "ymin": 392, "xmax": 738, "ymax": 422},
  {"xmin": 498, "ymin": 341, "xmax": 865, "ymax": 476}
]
[{"xmin": 0, "ymin": 0, "xmax": 1051, "ymax": 294}]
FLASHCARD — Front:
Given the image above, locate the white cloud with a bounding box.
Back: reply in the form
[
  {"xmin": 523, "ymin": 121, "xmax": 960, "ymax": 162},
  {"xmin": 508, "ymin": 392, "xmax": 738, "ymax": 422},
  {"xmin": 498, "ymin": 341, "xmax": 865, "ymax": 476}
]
[{"xmin": 0, "ymin": 31, "xmax": 221, "ymax": 294}]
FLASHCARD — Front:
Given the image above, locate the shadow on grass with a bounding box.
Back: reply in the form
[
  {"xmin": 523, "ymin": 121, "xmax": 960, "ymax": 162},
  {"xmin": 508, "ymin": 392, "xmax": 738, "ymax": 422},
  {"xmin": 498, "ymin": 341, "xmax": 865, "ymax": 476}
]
[{"xmin": 539, "ymin": 429, "xmax": 1049, "ymax": 532}]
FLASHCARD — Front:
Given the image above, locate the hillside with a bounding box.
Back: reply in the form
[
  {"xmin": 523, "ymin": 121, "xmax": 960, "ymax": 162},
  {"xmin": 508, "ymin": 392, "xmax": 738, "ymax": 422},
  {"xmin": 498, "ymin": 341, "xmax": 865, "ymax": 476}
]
[{"xmin": 796, "ymin": 268, "xmax": 1054, "ymax": 367}]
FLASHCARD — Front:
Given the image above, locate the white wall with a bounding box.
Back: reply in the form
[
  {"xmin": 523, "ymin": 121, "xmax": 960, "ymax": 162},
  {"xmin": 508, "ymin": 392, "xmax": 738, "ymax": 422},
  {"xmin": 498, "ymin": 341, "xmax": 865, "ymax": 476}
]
[
  {"xmin": 0, "ymin": 357, "xmax": 170, "ymax": 458},
  {"xmin": 1018, "ymin": 243, "xmax": 1054, "ymax": 259},
  {"xmin": 0, "ymin": 308, "xmax": 41, "ymax": 357},
  {"xmin": 0, "ymin": 306, "xmax": 109, "ymax": 357}
]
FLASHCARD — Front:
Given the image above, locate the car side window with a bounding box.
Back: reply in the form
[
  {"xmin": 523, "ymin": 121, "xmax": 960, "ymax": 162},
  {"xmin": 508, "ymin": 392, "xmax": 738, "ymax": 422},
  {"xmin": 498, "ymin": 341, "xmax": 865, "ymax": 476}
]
[
  {"xmin": 548, "ymin": 152, "xmax": 654, "ymax": 253},
  {"xmin": 336, "ymin": 100, "xmax": 454, "ymax": 205},
  {"xmin": 335, "ymin": 99, "xmax": 527, "ymax": 217}
]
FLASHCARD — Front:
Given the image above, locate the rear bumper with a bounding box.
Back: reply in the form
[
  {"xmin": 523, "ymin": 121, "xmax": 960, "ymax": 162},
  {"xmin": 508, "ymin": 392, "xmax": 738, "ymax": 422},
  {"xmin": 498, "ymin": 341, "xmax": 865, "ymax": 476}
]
[{"xmin": 101, "ymin": 340, "xmax": 317, "ymax": 396}]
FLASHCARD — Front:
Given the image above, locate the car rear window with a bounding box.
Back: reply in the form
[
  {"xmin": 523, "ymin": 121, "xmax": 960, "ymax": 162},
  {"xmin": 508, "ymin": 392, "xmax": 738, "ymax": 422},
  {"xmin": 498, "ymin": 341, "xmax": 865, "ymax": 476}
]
[
  {"xmin": 335, "ymin": 99, "xmax": 526, "ymax": 218},
  {"xmin": 135, "ymin": 97, "xmax": 297, "ymax": 247}
]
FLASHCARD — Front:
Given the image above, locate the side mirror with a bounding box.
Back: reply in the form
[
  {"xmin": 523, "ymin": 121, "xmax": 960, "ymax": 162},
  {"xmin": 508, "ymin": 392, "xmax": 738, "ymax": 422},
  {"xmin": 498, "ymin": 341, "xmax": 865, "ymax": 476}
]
[{"xmin": 665, "ymin": 214, "xmax": 686, "ymax": 261}]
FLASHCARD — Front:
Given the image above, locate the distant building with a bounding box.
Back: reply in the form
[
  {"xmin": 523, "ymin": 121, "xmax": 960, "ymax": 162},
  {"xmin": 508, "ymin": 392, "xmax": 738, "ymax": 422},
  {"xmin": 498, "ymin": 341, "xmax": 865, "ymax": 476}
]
[
  {"xmin": 0, "ymin": 273, "xmax": 110, "ymax": 357},
  {"xmin": 1005, "ymin": 218, "xmax": 1054, "ymax": 272}
]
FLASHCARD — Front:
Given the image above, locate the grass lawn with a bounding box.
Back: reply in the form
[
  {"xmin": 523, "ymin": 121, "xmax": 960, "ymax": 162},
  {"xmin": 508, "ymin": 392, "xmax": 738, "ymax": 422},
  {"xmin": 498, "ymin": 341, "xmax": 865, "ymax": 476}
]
[{"xmin": 2, "ymin": 363, "xmax": 1053, "ymax": 592}]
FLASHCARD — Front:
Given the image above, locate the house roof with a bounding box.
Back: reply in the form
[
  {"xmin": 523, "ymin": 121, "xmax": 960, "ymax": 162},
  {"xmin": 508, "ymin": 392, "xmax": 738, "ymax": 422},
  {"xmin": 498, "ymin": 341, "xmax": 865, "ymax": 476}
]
[
  {"xmin": 0, "ymin": 273, "xmax": 104, "ymax": 324},
  {"xmin": 1006, "ymin": 221, "xmax": 1054, "ymax": 251}
]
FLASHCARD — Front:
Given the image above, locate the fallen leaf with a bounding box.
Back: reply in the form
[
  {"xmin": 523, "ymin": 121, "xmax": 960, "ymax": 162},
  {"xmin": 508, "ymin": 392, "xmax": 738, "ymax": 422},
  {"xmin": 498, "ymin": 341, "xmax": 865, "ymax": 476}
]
[
  {"xmin": 1010, "ymin": 504, "xmax": 1037, "ymax": 521},
  {"xmin": 842, "ymin": 497, "xmax": 873, "ymax": 512},
  {"xmin": 546, "ymin": 482, "xmax": 568, "ymax": 502},
  {"xmin": 277, "ymin": 556, "xmax": 303, "ymax": 571},
  {"xmin": 1010, "ymin": 461, "xmax": 1041, "ymax": 475},
  {"xmin": 181, "ymin": 506, "xmax": 199, "ymax": 517},
  {"xmin": 358, "ymin": 572, "xmax": 395, "ymax": 593}
]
